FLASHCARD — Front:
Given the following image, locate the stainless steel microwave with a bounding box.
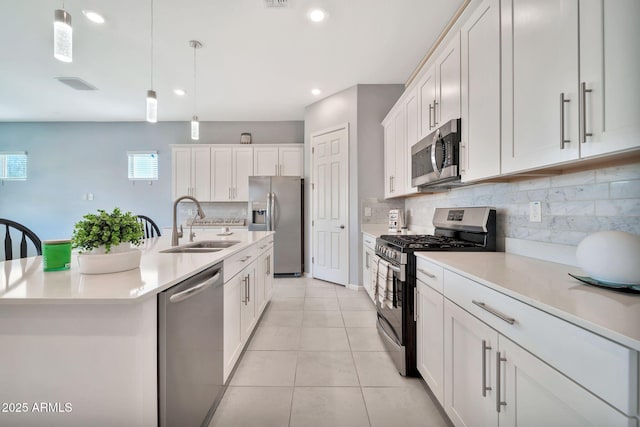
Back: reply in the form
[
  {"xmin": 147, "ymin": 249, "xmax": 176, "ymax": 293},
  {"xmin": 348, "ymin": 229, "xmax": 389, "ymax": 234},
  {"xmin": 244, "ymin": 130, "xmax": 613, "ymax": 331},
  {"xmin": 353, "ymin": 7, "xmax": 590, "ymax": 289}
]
[{"xmin": 411, "ymin": 118, "xmax": 461, "ymax": 188}]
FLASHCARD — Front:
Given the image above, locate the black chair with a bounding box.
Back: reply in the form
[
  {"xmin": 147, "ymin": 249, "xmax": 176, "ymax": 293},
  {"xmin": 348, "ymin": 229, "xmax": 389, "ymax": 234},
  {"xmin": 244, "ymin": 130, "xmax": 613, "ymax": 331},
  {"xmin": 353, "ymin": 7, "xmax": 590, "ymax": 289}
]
[
  {"xmin": 1, "ymin": 219, "xmax": 42, "ymax": 261},
  {"xmin": 137, "ymin": 215, "xmax": 162, "ymax": 238}
]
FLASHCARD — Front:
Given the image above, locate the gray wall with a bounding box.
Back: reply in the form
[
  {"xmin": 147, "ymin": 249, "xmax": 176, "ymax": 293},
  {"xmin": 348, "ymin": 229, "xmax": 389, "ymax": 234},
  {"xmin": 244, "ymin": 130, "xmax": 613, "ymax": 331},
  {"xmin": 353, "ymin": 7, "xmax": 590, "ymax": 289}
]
[
  {"xmin": 304, "ymin": 84, "xmax": 403, "ymax": 285},
  {"xmin": 0, "ymin": 121, "xmax": 303, "ymax": 241}
]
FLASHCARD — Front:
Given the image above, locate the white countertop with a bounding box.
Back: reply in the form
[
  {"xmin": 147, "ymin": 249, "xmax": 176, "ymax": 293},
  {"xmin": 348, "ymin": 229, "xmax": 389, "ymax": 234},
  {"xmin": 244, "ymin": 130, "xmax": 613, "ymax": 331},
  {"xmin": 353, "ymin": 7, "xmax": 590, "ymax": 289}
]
[
  {"xmin": 416, "ymin": 252, "xmax": 640, "ymax": 351},
  {"xmin": 0, "ymin": 230, "xmax": 274, "ymax": 304},
  {"xmin": 361, "ymin": 224, "xmax": 416, "ymax": 239}
]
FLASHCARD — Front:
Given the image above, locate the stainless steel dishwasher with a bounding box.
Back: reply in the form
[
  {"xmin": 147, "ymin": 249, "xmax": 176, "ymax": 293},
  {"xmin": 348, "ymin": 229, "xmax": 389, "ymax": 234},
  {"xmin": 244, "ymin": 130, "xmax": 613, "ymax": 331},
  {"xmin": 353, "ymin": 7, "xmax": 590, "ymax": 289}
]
[{"xmin": 158, "ymin": 262, "xmax": 224, "ymax": 427}]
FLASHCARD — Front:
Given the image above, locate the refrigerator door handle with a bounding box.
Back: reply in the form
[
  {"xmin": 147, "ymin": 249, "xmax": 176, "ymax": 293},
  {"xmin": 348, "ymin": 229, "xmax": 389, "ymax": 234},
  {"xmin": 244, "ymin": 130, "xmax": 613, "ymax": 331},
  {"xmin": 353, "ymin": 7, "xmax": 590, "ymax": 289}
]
[
  {"xmin": 270, "ymin": 192, "xmax": 276, "ymax": 231},
  {"xmin": 265, "ymin": 192, "xmax": 272, "ymax": 231}
]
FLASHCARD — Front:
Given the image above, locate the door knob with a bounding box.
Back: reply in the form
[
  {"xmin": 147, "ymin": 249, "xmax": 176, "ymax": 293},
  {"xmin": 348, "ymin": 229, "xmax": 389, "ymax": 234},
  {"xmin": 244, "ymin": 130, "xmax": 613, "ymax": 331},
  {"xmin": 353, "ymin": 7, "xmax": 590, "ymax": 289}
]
[{"xmin": 337, "ymin": 225, "xmax": 345, "ymax": 229}]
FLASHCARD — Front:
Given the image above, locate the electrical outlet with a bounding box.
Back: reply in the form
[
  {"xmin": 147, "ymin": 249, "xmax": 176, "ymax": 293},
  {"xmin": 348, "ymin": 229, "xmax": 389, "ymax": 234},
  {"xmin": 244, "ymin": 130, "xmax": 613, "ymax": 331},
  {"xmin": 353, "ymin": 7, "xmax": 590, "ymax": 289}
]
[
  {"xmin": 82, "ymin": 193, "xmax": 87, "ymax": 201},
  {"xmin": 364, "ymin": 207, "xmax": 372, "ymax": 217},
  {"xmin": 88, "ymin": 193, "xmax": 94, "ymax": 201},
  {"xmin": 529, "ymin": 201, "xmax": 541, "ymax": 222}
]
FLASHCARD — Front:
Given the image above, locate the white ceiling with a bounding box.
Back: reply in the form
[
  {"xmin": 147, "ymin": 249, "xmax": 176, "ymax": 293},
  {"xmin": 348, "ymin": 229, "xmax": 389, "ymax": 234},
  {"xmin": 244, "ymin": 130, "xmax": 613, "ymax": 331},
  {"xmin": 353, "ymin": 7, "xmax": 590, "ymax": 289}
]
[{"xmin": 0, "ymin": 0, "xmax": 463, "ymax": 122}]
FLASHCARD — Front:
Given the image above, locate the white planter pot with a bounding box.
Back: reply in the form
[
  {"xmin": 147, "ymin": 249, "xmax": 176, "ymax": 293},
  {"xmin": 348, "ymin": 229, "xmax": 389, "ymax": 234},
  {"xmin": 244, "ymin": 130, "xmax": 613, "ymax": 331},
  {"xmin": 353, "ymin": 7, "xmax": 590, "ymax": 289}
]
[{"xmin": 77, "ymin": 247, "xmax": 142, "ymax": 275}]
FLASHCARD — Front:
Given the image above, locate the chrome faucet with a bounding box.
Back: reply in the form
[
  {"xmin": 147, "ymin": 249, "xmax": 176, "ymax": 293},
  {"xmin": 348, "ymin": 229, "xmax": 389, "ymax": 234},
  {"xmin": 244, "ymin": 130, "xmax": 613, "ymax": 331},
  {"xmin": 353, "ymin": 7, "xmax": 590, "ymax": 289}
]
[{"xmin": 172, "ymin": 195, "xmax": 206, "ymax": 246}]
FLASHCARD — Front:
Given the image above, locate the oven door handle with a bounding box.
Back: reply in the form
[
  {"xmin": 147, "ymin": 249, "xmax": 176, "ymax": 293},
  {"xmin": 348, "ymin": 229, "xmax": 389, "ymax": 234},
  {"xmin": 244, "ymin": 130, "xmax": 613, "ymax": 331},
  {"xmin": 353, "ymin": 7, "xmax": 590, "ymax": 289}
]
[{"xmin": 388, "ymin": 264, "xmax": 401, "ymax": 273}]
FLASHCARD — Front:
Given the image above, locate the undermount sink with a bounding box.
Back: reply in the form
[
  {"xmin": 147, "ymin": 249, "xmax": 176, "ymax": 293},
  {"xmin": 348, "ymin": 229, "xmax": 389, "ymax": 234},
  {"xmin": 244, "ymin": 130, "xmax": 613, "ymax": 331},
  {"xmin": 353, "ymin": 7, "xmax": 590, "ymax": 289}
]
[{"xmin": 161, "ymin": 240, "xmax": 241, "ymax": 254}]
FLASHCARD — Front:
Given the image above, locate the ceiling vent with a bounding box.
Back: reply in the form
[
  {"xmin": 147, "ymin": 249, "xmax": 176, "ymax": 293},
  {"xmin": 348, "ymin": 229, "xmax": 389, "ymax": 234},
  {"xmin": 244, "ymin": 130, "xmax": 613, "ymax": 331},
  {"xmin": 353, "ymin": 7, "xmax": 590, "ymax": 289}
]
[
  {"xmin": 264, "ymin": 0, "xmax": 288, "ymax": 7},
  {"xmin": 55, "ymin": 77, "xmax": 98, "ymax": 91}
]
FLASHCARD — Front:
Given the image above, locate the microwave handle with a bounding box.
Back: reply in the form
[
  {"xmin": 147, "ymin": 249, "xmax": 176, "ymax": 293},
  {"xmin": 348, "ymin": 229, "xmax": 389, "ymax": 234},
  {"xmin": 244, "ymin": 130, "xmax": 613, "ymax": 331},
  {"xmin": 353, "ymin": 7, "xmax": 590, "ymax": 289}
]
[{"xmin": 430, "ymin": 129, "xmax": 441, "ymax": 175}]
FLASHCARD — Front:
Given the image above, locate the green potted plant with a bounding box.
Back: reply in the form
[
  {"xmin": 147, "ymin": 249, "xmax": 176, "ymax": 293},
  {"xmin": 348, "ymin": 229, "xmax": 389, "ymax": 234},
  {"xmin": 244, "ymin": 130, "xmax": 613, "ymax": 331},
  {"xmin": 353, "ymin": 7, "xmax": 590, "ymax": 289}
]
[{"xmin": 72, "ymin": 208, "xmax": 145, "ymax": 274}]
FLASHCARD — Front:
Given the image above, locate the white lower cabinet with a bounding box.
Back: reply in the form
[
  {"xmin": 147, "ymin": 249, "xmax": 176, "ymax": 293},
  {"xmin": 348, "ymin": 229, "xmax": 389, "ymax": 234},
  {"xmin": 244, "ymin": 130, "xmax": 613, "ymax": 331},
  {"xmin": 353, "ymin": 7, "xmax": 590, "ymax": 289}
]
[
  {"xmin": 223, "ymin": 238, "xmax": 274, "ymax": 383},
  {"xmin": 362, "ymin": 233, "xmax": 376, "ymax": 302},
  {"xmin": 416, "ymin": 279, "xmax": 444, "ymax": 405},
  {"xmin": 442, "ymin": 278, "xmax": 636, "ymax": 427}
]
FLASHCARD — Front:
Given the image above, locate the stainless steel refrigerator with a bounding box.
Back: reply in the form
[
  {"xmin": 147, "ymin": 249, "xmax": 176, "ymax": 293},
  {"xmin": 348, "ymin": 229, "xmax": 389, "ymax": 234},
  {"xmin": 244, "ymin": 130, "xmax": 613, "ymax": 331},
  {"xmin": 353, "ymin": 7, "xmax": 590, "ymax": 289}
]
[{"xmin": 248, "ymin": 176, "xmax": 303, "ymax": 276}]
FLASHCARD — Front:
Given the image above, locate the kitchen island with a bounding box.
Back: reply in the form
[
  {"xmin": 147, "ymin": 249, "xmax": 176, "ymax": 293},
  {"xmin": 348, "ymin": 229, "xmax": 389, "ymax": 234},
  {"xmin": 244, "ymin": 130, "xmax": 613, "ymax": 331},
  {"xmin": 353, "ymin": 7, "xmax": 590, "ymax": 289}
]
[{"xmin": 0, "ymin": 230, "xmax": 274, "ymax": 427}]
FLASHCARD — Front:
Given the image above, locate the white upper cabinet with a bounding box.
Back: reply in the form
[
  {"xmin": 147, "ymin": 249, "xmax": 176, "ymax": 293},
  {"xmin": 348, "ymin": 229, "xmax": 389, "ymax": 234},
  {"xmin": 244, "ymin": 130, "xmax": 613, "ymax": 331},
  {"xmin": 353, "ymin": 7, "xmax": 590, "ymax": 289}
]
[
  {"xmin": 435, "ymin": 31, "xmax": 461, "ymax": 127},
  {"xmin": 403, "ymin": 87, "xmax": 419, "ymax": 194},
  {"xmin": 171, "ymin": 145, "xmax": 211, "ymax": 200},
  {"xmin": 211, "ymin": 145, "xmax": 253, "ymax": 202},
  {"xmin": 278, "ymin": 145, "xmax": 304, "ymax": 177},
  {"xmin": 253, "ymin": 145, "xmax": 303, "ymax": 177},
  {"xmin": 579, "ymin": 0, "xmax": 640, "ymax": 158},
  {"xmin": 501, "ymin": 0, "xmax": 580, "ymax": 173},
  {"xmin": 418, "ymin": 33, "xmax": 461, "ymax": 140},
  {"xmin": 418, "ymin": 66, "xmax": 437, "ymax": 140},
  {"xmin": 460, "ymin": 0, "xmax": 501, "ymax": 183},
  {"xmin": 383, "ymin": 115, "xmax": 397, "ymax": 198}
]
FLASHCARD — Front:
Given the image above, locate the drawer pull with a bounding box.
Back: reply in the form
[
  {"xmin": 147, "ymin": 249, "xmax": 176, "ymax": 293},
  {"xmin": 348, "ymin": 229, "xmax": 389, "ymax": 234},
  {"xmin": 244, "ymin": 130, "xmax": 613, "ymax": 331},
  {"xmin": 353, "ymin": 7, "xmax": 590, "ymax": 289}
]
[
  {"xmin": 417, "ymin": 268, "xmax": 436, "ymax": 279},
  {"xmin": 240, "ymin": 255, "xmax": 252, "ymax": 263},
  {"xmin": 472, "ymin": 300, "xmax": 516, "ymax": 325}
]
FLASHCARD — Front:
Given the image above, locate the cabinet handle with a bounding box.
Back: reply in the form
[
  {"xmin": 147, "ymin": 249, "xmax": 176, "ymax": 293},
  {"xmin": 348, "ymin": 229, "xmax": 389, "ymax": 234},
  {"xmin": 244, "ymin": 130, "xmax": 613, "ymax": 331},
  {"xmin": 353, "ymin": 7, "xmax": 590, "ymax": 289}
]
[
  {"xmin": 581, "ymin": 82, "xmax": 593, "ymax": 143},
  {"xmin": 240, "ymin": 255, "xmax": 252, "ymax": 263},
  {"xmin": 481, "ymin": 340, "xmax": 493, "ymax": 397},
  {"xmin": 472, "ymin": 300, "xmax": 516, "ymax": 325},
  {"xmin": 241, "ymin": 276, "xmax": 247, "ymax": 304},
  {"xmin": 496, "ymin": 351, "xmax": 507, "ymax": 412},
  {"xmin": 413, "ymin": 287, "xmax": 417, "ymax": 322},
  {"xmin": 247, "ymin": 274, "xmax": 251, "ymax": 302},
  {"xmin": 433, "ymin": 99, "xmax": 438, "ymax": 126},
  {"xmin": 560, "ymin": 93, "xmax": 571, "ymax": 149},
  {"xmin": 428, "ymin": 103, "xmax": 434, "ymax": 129},
  {"xmin": 365, "ymin": 252, "xmax": 370, "ymax": 269},
  {"xmin": 267, "ymin": 255, "xmax": 270, "ymax": 275},
  {"xmin": 459, "ymin": 143, "xmax": 466, "ymax": 175},
  {"xmin": 417, "ymin": 268, "xmax": 436, "ymax": 279}
]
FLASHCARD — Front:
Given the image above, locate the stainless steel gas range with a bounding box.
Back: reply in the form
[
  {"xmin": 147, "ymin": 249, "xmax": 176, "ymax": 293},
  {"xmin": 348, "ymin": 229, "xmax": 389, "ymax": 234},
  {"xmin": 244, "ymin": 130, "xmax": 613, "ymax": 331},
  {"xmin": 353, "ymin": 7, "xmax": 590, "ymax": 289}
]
[{"xmin": 374, "ymin": 207, "xmax": 497, "ymax": 376}]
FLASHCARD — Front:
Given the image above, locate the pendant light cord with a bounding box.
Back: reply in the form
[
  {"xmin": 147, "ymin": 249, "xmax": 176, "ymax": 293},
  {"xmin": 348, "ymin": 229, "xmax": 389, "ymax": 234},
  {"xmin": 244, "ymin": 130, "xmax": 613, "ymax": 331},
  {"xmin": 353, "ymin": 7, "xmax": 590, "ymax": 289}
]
[
  {"xmin": 150, "ymin": 0, "xmax": 154, "ymax": 89},
  {"xmin": 193, "ymin": 45, "xmax": 197, "ymax": 116}
]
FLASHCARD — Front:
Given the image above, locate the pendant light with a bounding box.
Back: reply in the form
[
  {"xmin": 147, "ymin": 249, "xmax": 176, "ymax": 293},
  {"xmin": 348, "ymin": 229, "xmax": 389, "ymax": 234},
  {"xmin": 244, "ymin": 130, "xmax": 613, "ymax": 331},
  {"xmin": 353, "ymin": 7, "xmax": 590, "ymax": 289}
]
[
  {"xmin": 189, "ymin": 40, "xmax": 202, "ymax": 140},
  {"xmin": 146, "ymin": 0, "xmax": 157, "ymax": 123},
  {"xmin": 54, "ymin": 3, "xmax": 72, "ymax": 62}
]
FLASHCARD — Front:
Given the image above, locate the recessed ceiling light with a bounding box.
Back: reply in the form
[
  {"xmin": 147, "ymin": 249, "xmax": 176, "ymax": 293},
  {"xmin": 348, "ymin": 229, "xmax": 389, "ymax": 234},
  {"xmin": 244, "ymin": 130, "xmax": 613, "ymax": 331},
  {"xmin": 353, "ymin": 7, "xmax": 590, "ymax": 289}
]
[
  {"xmin": 82, "ymin": 10, "xmax": 105, "ymax": 24},
  {"xmin": 174, "ymin": 89, "xmax": 186, "ymax": 96},
  {"xmin": 307, "ymin": 8, "xmax": 327, "ymax": 22},
  {"xmin": 311, "ymin": 88, "xmax": 322, "ymax": 96}
]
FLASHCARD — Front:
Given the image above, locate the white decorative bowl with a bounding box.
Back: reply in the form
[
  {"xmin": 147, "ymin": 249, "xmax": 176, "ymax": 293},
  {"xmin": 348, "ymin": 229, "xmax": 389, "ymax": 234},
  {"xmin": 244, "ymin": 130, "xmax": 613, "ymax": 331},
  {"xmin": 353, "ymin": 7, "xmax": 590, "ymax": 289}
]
[
  {"xmin": 576, "ymin": 231, "xmax": 640, "ymax": 285},
  {"xmin": 77, "ymin": 249, "xmax": 142, "ymax": 275}
]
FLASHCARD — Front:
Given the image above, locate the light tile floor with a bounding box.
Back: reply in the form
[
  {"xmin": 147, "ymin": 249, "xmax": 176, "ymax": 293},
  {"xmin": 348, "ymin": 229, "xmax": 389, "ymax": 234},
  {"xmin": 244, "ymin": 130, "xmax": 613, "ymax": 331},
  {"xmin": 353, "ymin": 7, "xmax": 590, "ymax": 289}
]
[{"xmin": 210, "ymin": 276, "xmax": 452, "ymax": 427}]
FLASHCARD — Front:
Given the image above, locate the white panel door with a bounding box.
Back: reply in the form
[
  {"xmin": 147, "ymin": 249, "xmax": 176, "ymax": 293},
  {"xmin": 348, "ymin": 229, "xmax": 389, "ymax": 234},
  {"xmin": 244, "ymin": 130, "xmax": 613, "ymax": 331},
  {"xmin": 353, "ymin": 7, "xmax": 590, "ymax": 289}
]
[
  {"xmin": 435, "ymin": 31, "xmax": 461, "ymax": 126},
  {"xmin": 444, "ymin": 299, "xmax": 497, "ymax": 427},
  {"xmin": 253, "ymin": 146, "xmax": 279, "ymax": 176},
  {"xmin": 498, "ymin": 335, "xmax": 633, "ymax": 427},
  {"xmin": 579, "ymin": 0, "xmax": 640, "ymax": 158},
  {"xmin": 232, "ymin": 146, "xmax": 253, "ymax": 201},
  {"xmin": 501, "ymin": 0, "xmax": 580, "ymax": 173},
  {"xmin": 191, "ymin": 146, "xmax": 211, "ymax": 201},
  {"xmin": 172, "ymin": 147, "xmax": 191, "ymax": 198},
  {"xmin": 418, "ymin": 66, "xmax": 437, "ymax": 139},
  {"xmin": 460, "ymin": 0, "xmax": 501, "ymax": 183},
  {"xmin": 278, "ymin": 145, "xmax": 304, "ymax": 177},
  {"xmin": 417, "ymin": 280, "xmax": 445, "ymax": 405},
  {"xmin": 210, "ymin": 146, "xmax": 232, "ymax": 201},
  {"xmin": 312, "ymin": 126, "xmax": 349, "ymax": 285}
]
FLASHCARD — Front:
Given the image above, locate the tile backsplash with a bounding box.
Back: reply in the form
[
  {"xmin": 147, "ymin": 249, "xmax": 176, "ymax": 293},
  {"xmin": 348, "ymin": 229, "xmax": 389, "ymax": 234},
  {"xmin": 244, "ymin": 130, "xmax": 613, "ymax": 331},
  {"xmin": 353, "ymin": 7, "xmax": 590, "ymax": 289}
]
[
  {"xmin": 361, "ymin": 198, "xmax": 404, "ymax": 224},
  {"xmin": 405, "ymin": 162, "xmax": 640, "ymax": 246},
  {"xmin": 177, "ymin": 202, "xmax": 247, "ymax": 227}
]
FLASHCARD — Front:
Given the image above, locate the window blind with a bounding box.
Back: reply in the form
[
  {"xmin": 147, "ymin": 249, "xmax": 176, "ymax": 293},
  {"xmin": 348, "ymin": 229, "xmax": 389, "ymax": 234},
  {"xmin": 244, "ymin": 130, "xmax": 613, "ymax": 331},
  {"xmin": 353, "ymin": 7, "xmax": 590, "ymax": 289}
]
[
  {"xmin": 127, "ymin": 151, "xmax": 158, "ymax": 180},
  {"xmin": 0, "ymin": 152, "xmax": 27, "ymax": 180}
]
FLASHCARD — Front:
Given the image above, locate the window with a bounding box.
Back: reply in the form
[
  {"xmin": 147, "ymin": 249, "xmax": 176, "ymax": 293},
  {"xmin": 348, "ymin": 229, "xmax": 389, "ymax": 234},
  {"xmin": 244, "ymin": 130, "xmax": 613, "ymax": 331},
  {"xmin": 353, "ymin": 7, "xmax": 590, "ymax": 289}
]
[
  {"xmin": 0, "ymin": 152, "xmax": 27, "ymax": 180},
  {"xmin": 127, "ymin": 151, "xmax": 158, "ymax": 180}
]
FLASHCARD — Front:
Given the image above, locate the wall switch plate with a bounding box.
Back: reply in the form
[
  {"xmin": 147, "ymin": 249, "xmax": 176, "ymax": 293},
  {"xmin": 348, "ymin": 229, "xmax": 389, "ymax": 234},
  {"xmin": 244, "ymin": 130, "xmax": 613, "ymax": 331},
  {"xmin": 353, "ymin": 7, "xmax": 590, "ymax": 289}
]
[
  {"xmin": 88, "ymin": 193, "xmax": 94, "ymax": 201},
  {"xmin": 529, "ymin": 201, "xmax": 542, "ymax": 222},
  {"xmin": 364, "ymin": 207, "xmax": 372, "ymax": 217}
]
